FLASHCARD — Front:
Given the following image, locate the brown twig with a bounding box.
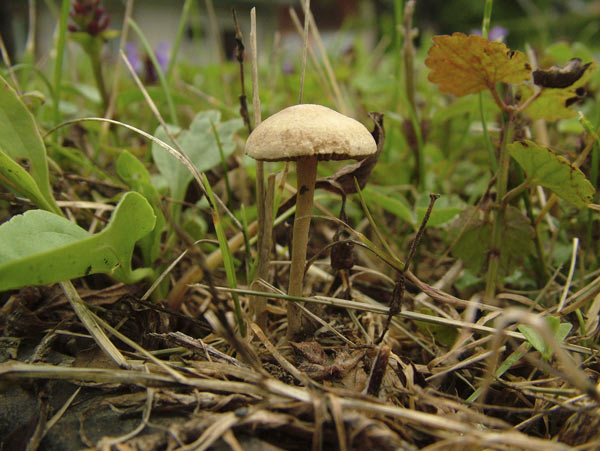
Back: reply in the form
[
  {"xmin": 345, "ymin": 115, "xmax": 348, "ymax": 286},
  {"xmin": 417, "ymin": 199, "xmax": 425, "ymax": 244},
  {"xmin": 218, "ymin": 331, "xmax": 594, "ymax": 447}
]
[
  {"xmin": 232, "ymin": 8, "xmax": 252, "ymax": 135},
  {"xmin": 377, "ymin": 193, "xmax": 440, "ymax": 344}
]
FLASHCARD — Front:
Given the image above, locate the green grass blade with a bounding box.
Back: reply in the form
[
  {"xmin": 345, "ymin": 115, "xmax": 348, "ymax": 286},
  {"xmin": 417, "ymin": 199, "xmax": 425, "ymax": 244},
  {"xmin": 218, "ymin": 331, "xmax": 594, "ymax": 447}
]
[
  {"xmin": 203, "ymin": 174, "xmax": 246, "ymax": 337},
  {"xmin": 52, "ymin": 0, "xmax": 70, "ymax": 138}
]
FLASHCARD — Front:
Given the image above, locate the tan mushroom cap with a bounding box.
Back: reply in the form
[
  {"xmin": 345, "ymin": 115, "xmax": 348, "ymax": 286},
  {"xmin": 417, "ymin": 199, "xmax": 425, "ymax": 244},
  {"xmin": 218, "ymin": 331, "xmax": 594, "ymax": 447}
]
[{"xmin": 245, "ymin": 104, "xmax": 377, "ymax": 162}]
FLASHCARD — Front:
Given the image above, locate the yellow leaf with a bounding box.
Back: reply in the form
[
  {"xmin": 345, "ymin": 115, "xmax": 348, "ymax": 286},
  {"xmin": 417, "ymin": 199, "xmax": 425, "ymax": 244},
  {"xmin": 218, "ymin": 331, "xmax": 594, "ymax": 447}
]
[{"xmin": 425, "ymin": 33, "xmax": 532, "ymax": 97}]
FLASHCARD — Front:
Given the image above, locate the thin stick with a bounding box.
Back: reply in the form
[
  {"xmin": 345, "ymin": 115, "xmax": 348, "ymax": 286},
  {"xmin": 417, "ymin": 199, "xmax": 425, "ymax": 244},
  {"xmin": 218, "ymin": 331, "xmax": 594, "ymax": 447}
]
[
  {"xmin": 298, "ymin": 0, "xmax": 311, "ymax": 104},
  {"xmin": 288, "ymin": 8, "xmax": 335, "ymax": 105},
  {"xmin": 0, "ymin": 33, "xmax": 20, "ymax": 94},
  {"xmin": 25, "ymin": 0, "xmax": 37, "ymax": 58},
  {"xmin": 60, "ymin": 281, "xmax": 129, "ymax": 369},
  {"xmin": 232, "ymin": 8, "xmax": 251, "ymax": 135},
  {"xmin": 249, "ymin": 7, "xmax": 271, "ymax": 327},
  {"xmin": 557, "ymin": 237, "xmax": 579, "ymax": 313},
  {"xmin": 205, "ymin": 0, "xmax": 231, "ymax": 103},
  {"xmin": 298, "ymin": 3, "xmax": 349, "ymax": 114},
  {"xmin": 250, "ymin": 9, "xmax": 261, "ymax": 127}
]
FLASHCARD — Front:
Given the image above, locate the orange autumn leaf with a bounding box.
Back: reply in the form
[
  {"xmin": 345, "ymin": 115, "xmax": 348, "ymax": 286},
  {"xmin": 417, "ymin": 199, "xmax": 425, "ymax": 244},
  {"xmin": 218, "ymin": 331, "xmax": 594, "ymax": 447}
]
[{"xmin": 425, "ymin": 32, "xmax": 532, "ymax": 97}]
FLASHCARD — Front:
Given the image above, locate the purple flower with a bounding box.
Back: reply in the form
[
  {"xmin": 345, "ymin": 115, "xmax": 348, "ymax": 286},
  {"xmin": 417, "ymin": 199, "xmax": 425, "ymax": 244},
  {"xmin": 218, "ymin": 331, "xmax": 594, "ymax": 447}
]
[
  {"xmin": 69, "ymin": 0, "xmax": 110, "ymax": 36},
  {"xmin": 282, "ymin": 60, "xmax": 294, "ymax": 75},
  {"xmin": 154, "ymin": 41, "xmax": 170, "ymax": 72},
  {"xmin": 125, "ymin": 42, "xmax": 143, "ymax": 74},
  {"xmin": 471, "ymin": 25, "xmax": 508, "ymax": 42},
  {"xmin": 125, "ymin": 41, "xmax": 170, "ymax": 85}
]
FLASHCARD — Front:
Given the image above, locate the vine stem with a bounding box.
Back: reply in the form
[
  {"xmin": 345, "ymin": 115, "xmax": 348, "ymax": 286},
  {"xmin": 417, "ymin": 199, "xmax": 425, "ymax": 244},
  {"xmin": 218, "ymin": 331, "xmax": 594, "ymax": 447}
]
[{"xmin": 484, "ymin": 112, "xmax": 515, "ymax": 304}]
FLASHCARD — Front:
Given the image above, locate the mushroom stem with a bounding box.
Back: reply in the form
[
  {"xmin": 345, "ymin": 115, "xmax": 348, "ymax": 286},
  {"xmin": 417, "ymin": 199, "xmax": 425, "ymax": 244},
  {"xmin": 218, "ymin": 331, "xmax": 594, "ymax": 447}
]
[{"xmin": 287, "ymin": 156, "xmax": 318, "ymax": 340}]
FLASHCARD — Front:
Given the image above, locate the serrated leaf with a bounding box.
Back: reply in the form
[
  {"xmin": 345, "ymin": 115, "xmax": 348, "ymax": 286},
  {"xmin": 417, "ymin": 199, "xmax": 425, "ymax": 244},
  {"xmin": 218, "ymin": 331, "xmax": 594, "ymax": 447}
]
[
  {"xmin": 520, "ymin": 61, "xmax": 596, "ymax": 121},
  {"xmin": 151, "ymin": 110, "xmax": 243, "ymax": 202},
  {"xmin": 0, "ymin": 192, "xmax": 156, "ymax": 291},
  {"xmin": 449, "ymin": 205, "xmax": 534, "ymax": 275},
  {"xmin": 117, "ymin": 151, "xmax": 166, "ymax": 265},
  {"xmin": 425, "ymin": 33, "xmax": 531, "ymax": 97},
  {"xmin": 0, "ymin": 75, "xmax": 60, "ymax": 214},
  {"xmin": 509, "ymin": 140, "xmax": 595, "ymax": 208}
]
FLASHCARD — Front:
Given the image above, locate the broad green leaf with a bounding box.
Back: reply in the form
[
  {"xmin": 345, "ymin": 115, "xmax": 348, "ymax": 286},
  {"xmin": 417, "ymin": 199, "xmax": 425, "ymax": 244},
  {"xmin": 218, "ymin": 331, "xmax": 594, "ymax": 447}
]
[
  {"xmin": 509, "ymin": 140, "xmax": 595, "ymax": 208},
  {"xmin": 425, "ymin": 33, "xmax": 531, "ymax": 97},
  {"xmin": 0, "ymin": 75, "xmax": 60, "ymax": 214},
  {"xmin": 117, "ymin": 151, "xmax": 166, "ymax": 265},
  {"xmin": 415, "ymin": 194, "xmax": 464, "ymax": 227},
  {"xmin": 151, "ymin": 110, "xmax": 243, "ymax": 202},
  {"xmin": 362, "ymin": 186, "xmax": 414, "ymax": 224},
  {"xmin": 0, "ymin": 192, "xmax": 156, "ymax": 291},
  {"xmin": 518, "ymin": 317, "xmax": 572, "ymax": 360},
  {"xmin": 449, "ymin": 205, "xmax": 535, "ymax": 275},
  {"xmin": 521, "ymin": 61, "xmax": 596, "ymax": 121}
]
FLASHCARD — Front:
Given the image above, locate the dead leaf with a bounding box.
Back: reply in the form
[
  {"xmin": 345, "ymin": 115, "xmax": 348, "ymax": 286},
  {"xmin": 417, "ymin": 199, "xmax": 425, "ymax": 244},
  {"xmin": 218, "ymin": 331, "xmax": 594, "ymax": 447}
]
[
  {"xmin": 533, "ymin": 58, "xmax": 591, "ymax": 89},
  {"xmin": 520, "ymin": 61, "xmax": 597, "ymax": 121},
  {"xmin": 290, "ymin": 341, "xmax": 327, "ymax": 364},
  {"xmin": 425, "ymin": 32, "xmax": 531, "ymax": 97}
]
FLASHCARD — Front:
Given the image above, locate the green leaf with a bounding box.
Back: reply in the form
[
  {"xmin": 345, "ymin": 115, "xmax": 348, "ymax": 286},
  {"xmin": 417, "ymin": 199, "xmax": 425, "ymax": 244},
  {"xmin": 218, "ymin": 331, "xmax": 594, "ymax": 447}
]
[
  {"xmin": 151, "ymin": 110, "xmax": 243, "ymax": 202},
  {"xmin": 518, "ymin": 317, "xmax": 572, "ymax": 360},
  {"xmin": 0, "ymin": 75, "xmax": 60, "ymax": 214},
  {"xmin": 362, "ymin": 186, "xmax": 415, "ymax": 225},
  {"xmin": 449, "ymin": 205, "xmax": 535, "ymax": 275},
  {"xmin": 509, "ymin": 140, "xmax": 595, "ymax": 208},
  {"xmin": 0, "ymin": 149, "xmax": 56, "ymax": 213},
  {"xmin": 415, "ymin": 194, "xmax": 464, "ymax": 227},
  {"xmin": 116, "ymin": 151, "xmax": 166, "ymax": 265},
  {"xmin": 0, "ymin": 192, "xmax": 156, "ymax": 291}
]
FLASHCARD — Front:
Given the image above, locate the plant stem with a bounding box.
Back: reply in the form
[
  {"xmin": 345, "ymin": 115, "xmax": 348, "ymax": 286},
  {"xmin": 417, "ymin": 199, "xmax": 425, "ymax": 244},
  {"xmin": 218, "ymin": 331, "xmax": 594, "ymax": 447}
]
[
  {"xmin": 480, "ymin": 0, "xmax": 495, "ymax": 171},
  {"xmin": 481, "ymin": 0, "xmax": 493, "ymax": 37},
  {"xmin": 391, "ymin": 0, "xmax": 404, "ymax": 111},
  {"xmin": 52, "ymin": 0, "xmax": 70, "ymax": 144},
  {"xmin": 287, "ymin": 157, "xmax": 318, "ymax": 340},
  {"xmin": 501, "ymin": 179, "xmax": 531, "ymax": 205},
  {"xmin": 89, "ymin": 47, "xmax": 109, "ymax": 112},
  {"xmin": 484, "ymin": 112, "xmax": 514, "ymax": 304},
  {"xmin": 167, "ymin": 0, "xmax": 193, "ymax": 82},
  {"xmin": 402, "ymin": 0, "xmax": 424, "ymax": 190}
]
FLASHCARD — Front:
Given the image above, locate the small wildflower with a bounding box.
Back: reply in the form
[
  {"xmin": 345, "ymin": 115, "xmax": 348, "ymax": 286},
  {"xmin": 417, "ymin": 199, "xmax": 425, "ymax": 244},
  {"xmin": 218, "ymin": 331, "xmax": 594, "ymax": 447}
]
[
  {"xmin": 470, "ymin": 25, "xmax": 508, "ymax": 42},
  {"xmin": 282, "ymin": 60, "xmax": 294, "ymax": 75},
  {"xmin": 126, "ymin": 41, "xmax": 170, "ymax": 84},
  {"xmin": 68, "ymin": 0, "xmax": 110, "ymax": 36}
]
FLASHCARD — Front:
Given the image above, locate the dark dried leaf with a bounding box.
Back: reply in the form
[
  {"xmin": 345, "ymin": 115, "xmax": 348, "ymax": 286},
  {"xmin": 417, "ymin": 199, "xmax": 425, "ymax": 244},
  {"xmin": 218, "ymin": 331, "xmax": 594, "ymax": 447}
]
[{"xmin": 533, "ymin": 58, "xmax": 591, "ymax": 89}]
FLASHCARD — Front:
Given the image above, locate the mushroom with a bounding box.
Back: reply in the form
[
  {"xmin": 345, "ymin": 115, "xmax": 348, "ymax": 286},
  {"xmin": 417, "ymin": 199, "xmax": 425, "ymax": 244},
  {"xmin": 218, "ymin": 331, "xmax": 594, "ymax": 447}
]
[{"xmin": 245, "ymin": 104, "xmax": 377, "ymax": 340}]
